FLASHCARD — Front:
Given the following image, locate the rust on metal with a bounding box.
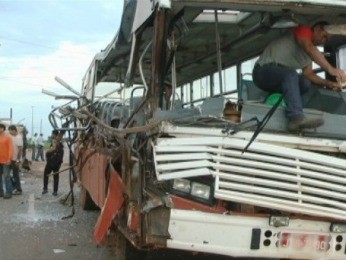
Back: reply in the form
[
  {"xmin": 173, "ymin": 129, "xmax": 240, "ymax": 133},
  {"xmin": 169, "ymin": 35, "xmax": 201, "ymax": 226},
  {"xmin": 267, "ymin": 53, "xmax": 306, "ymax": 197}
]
[{"xmin": 93, "ymin": 165, "xmax": 125, "ymax": 245}]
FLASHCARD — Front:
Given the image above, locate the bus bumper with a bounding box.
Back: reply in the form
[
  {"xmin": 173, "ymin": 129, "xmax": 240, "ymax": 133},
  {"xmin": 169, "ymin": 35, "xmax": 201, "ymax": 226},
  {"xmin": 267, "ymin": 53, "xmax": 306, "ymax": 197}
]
[{"xmin": 167, "ymin": 209, "xmax": 346, "ymax": 259}]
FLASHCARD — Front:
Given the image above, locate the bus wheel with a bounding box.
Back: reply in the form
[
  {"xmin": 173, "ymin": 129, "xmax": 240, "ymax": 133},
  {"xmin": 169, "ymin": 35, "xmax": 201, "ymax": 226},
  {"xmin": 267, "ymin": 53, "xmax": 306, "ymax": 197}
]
[
  {"xmin": 80, "ymin": 186, "xmax": 99, "ymax": 210},
  {"xmin": 114, "ymin": 228, "xmax": 146, "ymax": 260}
]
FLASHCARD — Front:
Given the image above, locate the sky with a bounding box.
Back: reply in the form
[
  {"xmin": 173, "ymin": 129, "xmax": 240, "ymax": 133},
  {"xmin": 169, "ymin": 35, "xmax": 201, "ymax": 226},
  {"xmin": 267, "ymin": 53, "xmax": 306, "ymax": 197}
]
[{"xmin": 0, "ymin": 0, "xmax": 124, "ymax": 138}]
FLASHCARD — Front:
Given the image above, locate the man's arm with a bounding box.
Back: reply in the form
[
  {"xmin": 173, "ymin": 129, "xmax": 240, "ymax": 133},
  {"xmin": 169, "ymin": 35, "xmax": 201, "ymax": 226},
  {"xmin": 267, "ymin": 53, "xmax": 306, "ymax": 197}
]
[
  {"xmin": 297, "ymin": 37, "xmax": 346, "ymax": 83},
  {"xmin": 303, "ymin": 63, "xmax": 342, "ymax": 91},
  {"xmin": 46, "ymin": 140, "xmax": 58, "ymax": 154}
]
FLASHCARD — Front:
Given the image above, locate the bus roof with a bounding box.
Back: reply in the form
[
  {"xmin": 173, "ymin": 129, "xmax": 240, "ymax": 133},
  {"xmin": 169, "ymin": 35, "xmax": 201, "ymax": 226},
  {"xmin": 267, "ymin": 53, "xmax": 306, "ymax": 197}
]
[{"xmin": 83, "ymin": 0, "xmax": 346, "ymax": 88}]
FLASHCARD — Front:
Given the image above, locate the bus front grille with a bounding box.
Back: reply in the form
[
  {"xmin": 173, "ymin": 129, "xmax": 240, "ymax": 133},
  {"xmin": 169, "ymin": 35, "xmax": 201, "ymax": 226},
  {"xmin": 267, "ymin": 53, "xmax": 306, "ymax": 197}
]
[{"xmin": 154, "ymin": 137, "xmax": 346, "ymax": 220}]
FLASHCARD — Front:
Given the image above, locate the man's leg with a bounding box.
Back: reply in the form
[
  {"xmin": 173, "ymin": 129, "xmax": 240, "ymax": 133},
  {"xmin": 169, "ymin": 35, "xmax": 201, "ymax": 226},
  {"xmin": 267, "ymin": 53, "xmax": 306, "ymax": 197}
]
[
  {"xmin": 299, "ymin": 75, "xmax": 312, "ymax": 95},
  {"xmin": 41, "ymin": 148, "xmax": 45, "ymax": 161},
  {"xmin": 3, "ymin": 164, "xmax": 13, "ymax": 198},
  {"xmin": 253, "ymin": 64, "xmax": 323, "ymax": 131},
  {"xmin": 280, "ymin": 70, "xmax": 305, "ymax": 119},
  {"xmin": 282, "ymin": 72, "xmax": 323, "ymax": 130},
  {"xmin": 299, "ymin": 75, "xmax": 313, "ymax": 105},
  {"xmin": 52, "ymin": 166, "xmax": 60, "ymax": 196},
  {"xmin": 42, "ymin": 164, "xmax": 50, "ymax": 194},
  {"xmin": 32, "ymin": 147, "xmax": 36, "ymax": 161},
  {"xmin": 22, "ymin": 146, "xmax": 26, "ymax": 159},
  {"xmin": 35, "ymin": 147, "xmax": 39, "ymax": 161},
  {"xmin": 36, "ymin": 147, "xmax": 40, "ymax": 161},
  {"xmin": 39, "ymin": 147, "xmax": 42, "ymax": 160},
  {"xmin": 12, "ymin": 161, "xmax": 22, "ymax": 193},
  {"xmin": 253, "ymin": 64, "xmax": 303, "ymax": 118},
  {"xmin": 0, "ymin": 165, "xmax": 4, "ymax": 196}
]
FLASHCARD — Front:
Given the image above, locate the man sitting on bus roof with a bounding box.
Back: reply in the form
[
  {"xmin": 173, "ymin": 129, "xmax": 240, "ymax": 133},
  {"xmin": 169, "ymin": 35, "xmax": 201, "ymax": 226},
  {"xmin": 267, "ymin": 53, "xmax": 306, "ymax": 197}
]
[{"xmin": 252, "ymin": 21, "xmax": 346, "ymax": 132}]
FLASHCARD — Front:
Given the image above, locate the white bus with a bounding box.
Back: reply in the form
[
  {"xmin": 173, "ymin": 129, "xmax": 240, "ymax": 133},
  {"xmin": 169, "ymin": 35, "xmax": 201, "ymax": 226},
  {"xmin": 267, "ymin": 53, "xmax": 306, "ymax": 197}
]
[{"xmin": 49, "ymin": 1, "xmax": 346, "ymax": 259}]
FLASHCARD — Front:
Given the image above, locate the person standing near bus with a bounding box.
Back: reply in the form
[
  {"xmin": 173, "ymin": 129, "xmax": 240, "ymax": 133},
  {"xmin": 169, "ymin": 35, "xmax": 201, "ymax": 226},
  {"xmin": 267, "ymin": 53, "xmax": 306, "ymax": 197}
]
[
  {"xmin": 8, "ymin": 125, "xmax": 23, "ymax": 195},
  {"xmin": 21, "ymin": 127, "xmax": 28, "ymax": 159},
  {"xmin": 42, "ymin": 130, "xmax": 64, "ymax": 196},
  {"xmin": 0, "ymin": 123, "xmax": 14, "ymax": 199},
  {"xmin": 35, "ymin": 133, "xmax": 45, "ymax": 161},
  {"xmin": 253, "ymin": 21, "xmax": 346, "ymax": 132},
  {"xmin": 31, "ymin": 133, "xmax": 38, "ymax": 161}
]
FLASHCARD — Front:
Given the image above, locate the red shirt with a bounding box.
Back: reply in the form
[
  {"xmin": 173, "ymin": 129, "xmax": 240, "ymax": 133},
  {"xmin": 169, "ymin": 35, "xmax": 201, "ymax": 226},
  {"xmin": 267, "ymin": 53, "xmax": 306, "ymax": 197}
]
[
  {"xmin": 0, "ymin": 134, "xmax": 13, "ymax": 164},
  {"xmin": 293, "ymin": 25, "xmax": 313, "ymax": 40}
]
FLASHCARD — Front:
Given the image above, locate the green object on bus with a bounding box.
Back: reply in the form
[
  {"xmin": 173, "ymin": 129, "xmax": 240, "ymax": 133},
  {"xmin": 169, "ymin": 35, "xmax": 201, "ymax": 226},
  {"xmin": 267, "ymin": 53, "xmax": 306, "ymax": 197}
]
[{"xmin": 265, "ymin": 93, "xmax": 286, "ymax": 107}]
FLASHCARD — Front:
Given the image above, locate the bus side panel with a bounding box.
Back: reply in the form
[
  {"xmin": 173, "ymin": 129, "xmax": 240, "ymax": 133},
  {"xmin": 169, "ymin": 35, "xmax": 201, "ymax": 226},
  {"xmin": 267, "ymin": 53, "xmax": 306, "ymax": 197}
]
[{"xmin": 79, "ymin": 148, "xmax": 108, "ymax": 208}]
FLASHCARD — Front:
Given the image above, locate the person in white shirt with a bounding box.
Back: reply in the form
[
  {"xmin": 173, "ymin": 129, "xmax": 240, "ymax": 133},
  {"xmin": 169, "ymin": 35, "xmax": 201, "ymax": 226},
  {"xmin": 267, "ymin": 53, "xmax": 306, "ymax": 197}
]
[
  {"xmin": 31, "ymin": 133, "xmax": 38, "ymax": 161},
  {"xmin": 8, "ymin": 125, "xmax": 23, "ymax": 195},
  {"xmin": 35, "ymin": 133, "xmax": 45, "ymax": 161}
]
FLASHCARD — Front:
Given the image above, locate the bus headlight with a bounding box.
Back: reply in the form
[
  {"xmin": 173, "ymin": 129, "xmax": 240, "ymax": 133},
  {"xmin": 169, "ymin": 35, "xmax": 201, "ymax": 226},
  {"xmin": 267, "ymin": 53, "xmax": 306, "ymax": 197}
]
[
  {"xmin": 173, "ymin": 178, "xmax": 191, "ymax": 193},
  {"xmin": 171, "ymin": 178, "xmax": 214, "ymax": 204},
  {"xmin": 191, "ymin": 182, "xmax": 210, "ymax": 200}
]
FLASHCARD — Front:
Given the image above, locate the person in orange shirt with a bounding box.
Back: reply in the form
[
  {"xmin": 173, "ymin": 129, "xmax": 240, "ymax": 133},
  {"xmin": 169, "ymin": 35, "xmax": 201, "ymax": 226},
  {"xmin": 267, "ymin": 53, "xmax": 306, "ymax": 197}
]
[{"xmin": 0, "ymin": 123, "xmax": 14, "ymax": 199}]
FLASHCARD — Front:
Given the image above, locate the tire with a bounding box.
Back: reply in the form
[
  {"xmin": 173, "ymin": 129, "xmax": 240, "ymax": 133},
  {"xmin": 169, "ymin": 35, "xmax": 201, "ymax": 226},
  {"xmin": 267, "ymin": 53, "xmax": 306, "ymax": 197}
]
[{"xmin": 80, "ymin": 186, "xmax": 99, "ymax": 210}]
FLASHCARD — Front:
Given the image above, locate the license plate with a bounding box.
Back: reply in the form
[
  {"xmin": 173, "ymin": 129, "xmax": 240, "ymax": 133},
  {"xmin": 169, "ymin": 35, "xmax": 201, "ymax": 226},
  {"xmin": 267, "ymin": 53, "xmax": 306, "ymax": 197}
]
[{"xmin": 279, "ymin": 232, "xmax": 332, "ymax": 251}]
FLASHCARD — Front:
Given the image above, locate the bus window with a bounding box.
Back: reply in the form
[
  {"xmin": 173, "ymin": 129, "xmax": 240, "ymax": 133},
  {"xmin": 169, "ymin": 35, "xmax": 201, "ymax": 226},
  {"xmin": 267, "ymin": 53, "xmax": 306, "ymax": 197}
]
[
  {"xmin": 224, "ymin": 66, "xmax": 237, "ymax": 94},
  {"xmin": 182, "ymin": 83, "xmax": 191, "ymax": 104},
  {"xmin": 241, "ymin": 58, "xmax": 258, "ymax": 76},
  {"xmin": 213, "ymin": 72, "xmax": 222, "ymax": 96},
  {"xmin": 337, "ymin": 44, "xmax": 346, "ymax": 71},
  {"xmin": 192, "ymin": 77, "xmax": 210, "ymax": 102},
  {"xmin": 203, "ymin": 77, "xmax": 211, "ymax": 98},
  {"xmin": 94, "ymin": 82, "xmax": 120, "ymax": 99}
]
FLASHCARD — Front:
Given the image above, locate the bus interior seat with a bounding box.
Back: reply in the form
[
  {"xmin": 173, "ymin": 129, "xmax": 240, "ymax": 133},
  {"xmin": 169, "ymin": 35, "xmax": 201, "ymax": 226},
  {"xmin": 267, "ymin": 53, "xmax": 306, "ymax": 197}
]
[
  {"xmin": 105, "ymin": 102, "xmax": 120, "ymax": 125},
  {"xmin": 240, "ymin": 79, "xmax": 269, "ymax": 103},
  {"xmin": 165, "ymin": 98, "xmax": 184, "ymax": 110},
  {"xmin": 96, "ymin": 101, "xmax": 111, "ymax": 122},
  {"xmin": 200, "ymin": 96, "xmax": 228, "ymax": 117},
  {"xmin": 130, "ymin": 96, "xmax": 144, "ymax": 111},
  {"xmin": 129, "ymin": 96, "xmax": 146, "ymax": 126},
  {"xmin": 110, "ymin": 103, "xmax": 129, "ymax": 128},
  {"xmin": 94, "ymin": 101, "xmax": 105, "ymax": 118},
  {"xmin": 172, "ymin": 99, "xmax": 184, "ymax": 109}
]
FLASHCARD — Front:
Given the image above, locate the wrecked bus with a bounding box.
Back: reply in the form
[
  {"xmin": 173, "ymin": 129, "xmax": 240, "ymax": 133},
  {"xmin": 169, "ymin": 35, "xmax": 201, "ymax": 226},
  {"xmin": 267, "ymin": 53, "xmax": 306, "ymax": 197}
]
[{"xmin": 48, "ymin": 0, "xmax": 346, "ymax": 259}]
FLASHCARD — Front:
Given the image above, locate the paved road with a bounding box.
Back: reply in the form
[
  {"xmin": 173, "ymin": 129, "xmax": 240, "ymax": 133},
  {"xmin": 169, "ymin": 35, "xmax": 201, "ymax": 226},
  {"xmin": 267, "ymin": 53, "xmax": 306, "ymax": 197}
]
[
  {"xmin": 0, "ymin": 159, "xmax": 116, "ymax": 260},
  {"xmin": 1, "ymin": 150, "xmax": 235, "ymax": 260}
]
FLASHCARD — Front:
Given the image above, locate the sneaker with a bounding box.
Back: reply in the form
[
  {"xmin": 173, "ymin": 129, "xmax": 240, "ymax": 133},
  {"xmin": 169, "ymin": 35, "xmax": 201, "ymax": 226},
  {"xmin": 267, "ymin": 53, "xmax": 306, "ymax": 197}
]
[
  {"xmin": 42, "ymin": 189, "xmax": 48, "ymax": 195},
  {"xmin": 3, "ymin": 194, "xmax": 12, "ymax": 199},
  {"xmin": 13, "ymin": 190, "xmax": 22, "ymax": 195},
  {"xmin": 52, "ymin": 191, "xmax": 58, "ymax": 196},
  {"xmin": 287, "ymin": 115, "xmax": 324, "ymax": 132}
]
